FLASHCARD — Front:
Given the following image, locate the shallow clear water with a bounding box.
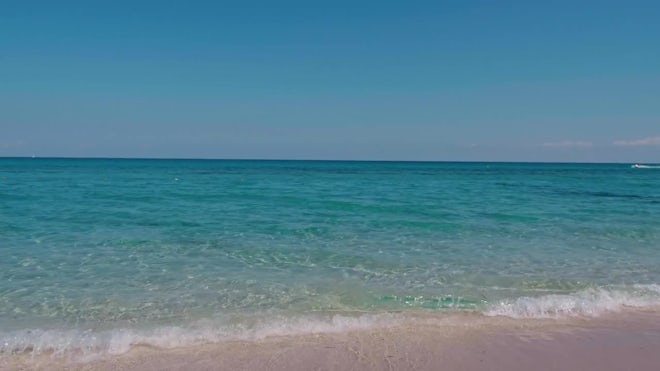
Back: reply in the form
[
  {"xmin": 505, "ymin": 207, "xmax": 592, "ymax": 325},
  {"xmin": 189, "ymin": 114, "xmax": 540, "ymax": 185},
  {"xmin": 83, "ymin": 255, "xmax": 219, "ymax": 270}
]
[{"xmin": 1, "ymin": 159, "xmax": 659, "ymax": 354}]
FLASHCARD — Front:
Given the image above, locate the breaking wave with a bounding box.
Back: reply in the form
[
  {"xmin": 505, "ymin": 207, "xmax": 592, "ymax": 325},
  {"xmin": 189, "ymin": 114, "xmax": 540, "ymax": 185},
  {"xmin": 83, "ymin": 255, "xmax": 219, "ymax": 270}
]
[{"xmin": 485, "ymin": 284, "xmax": 660, "ymax": 318}]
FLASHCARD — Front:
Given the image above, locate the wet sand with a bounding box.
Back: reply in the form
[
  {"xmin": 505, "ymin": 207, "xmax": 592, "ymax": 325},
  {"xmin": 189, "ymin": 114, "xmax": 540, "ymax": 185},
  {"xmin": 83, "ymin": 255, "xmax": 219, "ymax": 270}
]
[{"xmin": 4, "ymin": 310, "xmax": 660, "ymax": 371}]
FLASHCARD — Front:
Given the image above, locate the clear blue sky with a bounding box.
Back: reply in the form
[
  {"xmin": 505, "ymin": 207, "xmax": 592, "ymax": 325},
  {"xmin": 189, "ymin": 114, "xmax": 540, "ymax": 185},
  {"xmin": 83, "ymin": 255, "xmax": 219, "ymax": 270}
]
[{"xmin": 1, "ymin": 0, "xmax": 659, "ymax": 161}]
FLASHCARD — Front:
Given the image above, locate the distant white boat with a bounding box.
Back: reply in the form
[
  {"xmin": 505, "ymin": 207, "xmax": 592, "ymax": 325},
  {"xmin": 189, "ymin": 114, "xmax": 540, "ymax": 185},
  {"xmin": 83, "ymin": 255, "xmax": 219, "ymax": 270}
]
[{"xmin": 632, "ymin": 163, "xmax": 660, "ymax": 169}]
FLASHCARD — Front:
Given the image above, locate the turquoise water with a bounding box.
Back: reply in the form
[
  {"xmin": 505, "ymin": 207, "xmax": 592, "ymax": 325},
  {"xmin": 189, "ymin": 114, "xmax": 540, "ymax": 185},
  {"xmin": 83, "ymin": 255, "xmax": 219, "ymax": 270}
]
[{"xmin": 1, "ymin": 158, "xmax": 660, "ymax": 354}]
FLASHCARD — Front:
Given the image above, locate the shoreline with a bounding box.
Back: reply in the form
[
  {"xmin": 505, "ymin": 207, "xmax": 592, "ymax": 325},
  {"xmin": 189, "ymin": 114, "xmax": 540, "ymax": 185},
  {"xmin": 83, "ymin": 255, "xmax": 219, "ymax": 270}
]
[{"xmin": 4, "ymin": 309, "xmax": 660, "ymax": 370}]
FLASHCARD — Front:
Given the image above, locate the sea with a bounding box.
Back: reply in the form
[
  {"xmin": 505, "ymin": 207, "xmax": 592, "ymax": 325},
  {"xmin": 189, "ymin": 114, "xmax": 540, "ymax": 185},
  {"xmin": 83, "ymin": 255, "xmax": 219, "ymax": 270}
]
[{"xmin": 1, "ymin": 158, "xmax": 659, "ymax": 359}]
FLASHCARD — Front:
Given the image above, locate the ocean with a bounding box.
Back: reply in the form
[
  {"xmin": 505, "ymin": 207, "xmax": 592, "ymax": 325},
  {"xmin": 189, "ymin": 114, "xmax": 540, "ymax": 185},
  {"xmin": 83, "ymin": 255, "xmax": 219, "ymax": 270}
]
[{"xmin": 1, "ymin": 158, "xmax": 659, "ymax": 359}]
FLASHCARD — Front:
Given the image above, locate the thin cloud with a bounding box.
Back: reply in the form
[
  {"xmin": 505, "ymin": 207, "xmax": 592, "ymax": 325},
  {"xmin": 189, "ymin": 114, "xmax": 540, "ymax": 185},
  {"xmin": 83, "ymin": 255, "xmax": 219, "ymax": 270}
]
[
  {"xmin": 613, "ymin": 136, "xmax": 660, "ymax": 146},
  {"xmin": 541, "ymin": 140, "xmax": 593, "ymax": 148}
]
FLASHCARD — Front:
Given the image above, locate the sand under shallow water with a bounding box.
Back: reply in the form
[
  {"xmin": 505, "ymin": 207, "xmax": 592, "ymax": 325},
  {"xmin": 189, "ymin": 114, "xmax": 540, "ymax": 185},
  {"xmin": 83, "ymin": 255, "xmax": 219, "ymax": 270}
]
[{"xmin": 4, "ymin": 310, "xmax": 660, "ymax": 371}]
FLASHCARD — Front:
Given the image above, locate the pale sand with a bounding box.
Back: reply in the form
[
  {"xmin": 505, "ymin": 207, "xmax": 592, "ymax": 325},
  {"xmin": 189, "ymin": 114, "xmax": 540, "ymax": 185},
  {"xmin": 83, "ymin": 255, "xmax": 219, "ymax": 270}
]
[{"xmin": 3, "ymin": 310, "xmax": 660, "ymax": 370}]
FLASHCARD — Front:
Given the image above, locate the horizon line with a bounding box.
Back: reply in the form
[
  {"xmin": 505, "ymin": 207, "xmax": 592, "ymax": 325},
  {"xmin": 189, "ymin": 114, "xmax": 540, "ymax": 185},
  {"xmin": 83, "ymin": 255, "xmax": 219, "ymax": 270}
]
[{"xmin": 0, "ymin": 155, "xmax": 647, "ymax": 165}]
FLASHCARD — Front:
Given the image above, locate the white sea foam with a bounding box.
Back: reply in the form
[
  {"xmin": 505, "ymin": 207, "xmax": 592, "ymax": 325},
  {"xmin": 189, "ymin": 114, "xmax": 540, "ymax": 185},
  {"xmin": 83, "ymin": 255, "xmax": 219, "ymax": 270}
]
[
  {"xmin": 0, "ymin": 312, "xmax": 402, "ymax": 361},
  {"xmin": 4, "ymin": 286, "xmax": 660, "ymax": 361},
  {"xmin": 485, "ymin": 284, "xmax": 660, "ymax": 318}
]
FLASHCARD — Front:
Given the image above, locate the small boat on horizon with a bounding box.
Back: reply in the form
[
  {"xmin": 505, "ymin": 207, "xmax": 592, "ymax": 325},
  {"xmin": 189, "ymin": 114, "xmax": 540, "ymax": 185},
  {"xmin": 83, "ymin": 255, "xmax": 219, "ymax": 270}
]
[{"xmin": 631, "ymin": 163, "xmax": 660, "ymax": 169}]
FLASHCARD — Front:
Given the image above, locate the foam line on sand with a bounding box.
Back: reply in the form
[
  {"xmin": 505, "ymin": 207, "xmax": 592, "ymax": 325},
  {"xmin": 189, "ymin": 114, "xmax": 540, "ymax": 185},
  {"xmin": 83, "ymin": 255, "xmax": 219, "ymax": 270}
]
[{"xmin": 4, "ymin": 310, "xmax": 660, "ymax": 371}]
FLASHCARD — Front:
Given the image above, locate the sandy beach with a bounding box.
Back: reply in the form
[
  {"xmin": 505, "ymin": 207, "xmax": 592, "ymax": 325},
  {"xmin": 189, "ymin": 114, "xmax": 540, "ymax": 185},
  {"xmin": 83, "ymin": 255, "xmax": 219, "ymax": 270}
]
[{"xmin": 3, "ymin": 309, "xmax": 659, "ymax": 371}]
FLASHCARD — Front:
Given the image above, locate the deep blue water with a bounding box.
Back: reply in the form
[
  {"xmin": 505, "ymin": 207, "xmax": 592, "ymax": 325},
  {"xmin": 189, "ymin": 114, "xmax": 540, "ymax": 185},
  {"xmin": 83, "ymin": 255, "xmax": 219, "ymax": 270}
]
[{"xmin": 1, "ymin": 158, "xmax": 659, "ymax": 354}]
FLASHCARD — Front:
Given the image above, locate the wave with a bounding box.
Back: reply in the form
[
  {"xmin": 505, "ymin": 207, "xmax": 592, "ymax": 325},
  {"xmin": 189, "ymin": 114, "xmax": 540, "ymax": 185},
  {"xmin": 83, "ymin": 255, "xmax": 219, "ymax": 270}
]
[
  {"xmin": 485, "ymin": 284, "xmax": 660, "ymax": 318},
  {"xmin": 3, "ymin": 285, "xmax": 660, "ymax": 361},
  {"xmin": 0, "ymin": 313, "xmax": 403, "ymax": 361}
]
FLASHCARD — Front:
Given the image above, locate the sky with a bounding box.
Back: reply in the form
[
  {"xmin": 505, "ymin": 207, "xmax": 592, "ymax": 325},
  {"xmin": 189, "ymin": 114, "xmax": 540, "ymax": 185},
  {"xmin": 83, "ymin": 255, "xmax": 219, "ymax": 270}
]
[{"xmin": 1, "ymin": 0, "xmax": 659, "ymax": 162}]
